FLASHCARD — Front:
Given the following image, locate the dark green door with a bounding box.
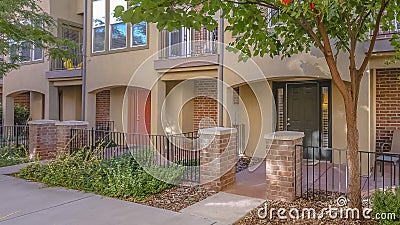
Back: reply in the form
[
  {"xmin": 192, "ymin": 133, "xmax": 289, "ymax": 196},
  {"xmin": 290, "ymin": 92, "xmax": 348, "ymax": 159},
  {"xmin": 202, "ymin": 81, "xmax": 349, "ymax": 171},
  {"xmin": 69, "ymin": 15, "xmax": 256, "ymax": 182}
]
[{"xmin": 287, "ymin": 83, "xmax": 320, "ymax": 155}]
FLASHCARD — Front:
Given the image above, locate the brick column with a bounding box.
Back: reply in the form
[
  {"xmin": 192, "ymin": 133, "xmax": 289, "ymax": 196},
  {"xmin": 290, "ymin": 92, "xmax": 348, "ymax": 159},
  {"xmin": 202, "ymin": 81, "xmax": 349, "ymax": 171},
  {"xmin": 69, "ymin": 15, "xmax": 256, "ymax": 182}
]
[
  {"xmin": 265, "ymin": 131, "xmax": 304, "ymax": 202},
  {"xmin": 56, "ymin": 121, "xmax": 88, "ymax": 153},
  {"xmin": 199, "ymin": 127, "xmax": 237, "ymax": 191},
  {"xmin": 28, "ymin": 120, "xmax": 58, "ymax": 160}
]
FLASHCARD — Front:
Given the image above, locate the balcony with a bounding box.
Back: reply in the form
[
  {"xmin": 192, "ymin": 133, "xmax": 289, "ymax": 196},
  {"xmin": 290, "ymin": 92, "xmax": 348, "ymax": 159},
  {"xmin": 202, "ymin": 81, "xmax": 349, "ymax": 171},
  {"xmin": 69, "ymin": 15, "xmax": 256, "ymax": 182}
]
[
  {"xmin": 46, "ymin": 46, "xmax": 83, "ymax": 80},
  {"xmin": 154, "ymin": 27, "xmax": 219, "ymax": 70},
  {"xmin": 364, "ymin": 27, "xmax": 399, "ymax": 54}
]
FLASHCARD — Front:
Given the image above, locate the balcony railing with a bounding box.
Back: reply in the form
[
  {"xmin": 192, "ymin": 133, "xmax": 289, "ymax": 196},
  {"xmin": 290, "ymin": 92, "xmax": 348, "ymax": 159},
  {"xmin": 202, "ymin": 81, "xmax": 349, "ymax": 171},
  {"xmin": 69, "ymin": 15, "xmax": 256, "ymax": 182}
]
[
  {"xmin": 50, "ymin": 45, "xmax": 83, "ymax": 71},
  {"xmin": 159, "ymin": 27, "xmax": 218, "ymax": 60}
]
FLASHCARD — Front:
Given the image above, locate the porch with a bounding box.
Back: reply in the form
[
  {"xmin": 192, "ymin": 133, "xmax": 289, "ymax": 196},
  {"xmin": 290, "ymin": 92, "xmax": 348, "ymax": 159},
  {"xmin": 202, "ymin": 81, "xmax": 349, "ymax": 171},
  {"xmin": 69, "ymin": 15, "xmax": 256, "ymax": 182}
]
[{"xmin": 225, "ymin": 157, "xmax": 399, "ymax": 201}]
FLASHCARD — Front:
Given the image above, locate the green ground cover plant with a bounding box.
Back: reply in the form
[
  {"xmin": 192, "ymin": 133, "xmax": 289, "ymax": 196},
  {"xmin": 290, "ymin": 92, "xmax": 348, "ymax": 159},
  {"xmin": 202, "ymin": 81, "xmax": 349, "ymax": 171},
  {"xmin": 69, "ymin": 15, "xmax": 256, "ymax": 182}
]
[
  {"xmin": 372, "ymin": 188, "xmax": 400, "ymax": 225},
  {"xmin": 18, "ymin": 149, "xmax": 184, "ymax": 200},
  {"xmin": 0, "ymin": 145, "xmax": 30, "ymax": 167}
]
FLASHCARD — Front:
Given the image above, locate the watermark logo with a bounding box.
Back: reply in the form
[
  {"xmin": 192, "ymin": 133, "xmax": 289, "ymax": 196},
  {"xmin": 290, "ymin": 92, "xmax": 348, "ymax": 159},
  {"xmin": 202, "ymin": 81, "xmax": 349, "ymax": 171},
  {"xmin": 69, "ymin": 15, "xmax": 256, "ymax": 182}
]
[{"xmin": 257, "ymin": 196, "xmax": 396, "ymax": 221}]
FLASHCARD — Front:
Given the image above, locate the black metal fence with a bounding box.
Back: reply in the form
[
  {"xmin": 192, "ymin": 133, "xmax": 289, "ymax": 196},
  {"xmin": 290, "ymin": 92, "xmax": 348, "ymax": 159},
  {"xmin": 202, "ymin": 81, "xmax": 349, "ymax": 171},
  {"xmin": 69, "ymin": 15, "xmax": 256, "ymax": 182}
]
[
  {"xmin": 70, "ymin": 128, "xmax": 201, "ymax": 183},
  {"xmin": 0, "ymin": 125, "xmax": 29, "ymax": 148},
  {"xmin": 295, "ymin": 145, "xmax": 400, "ymax": 204},
  {"xmin": 95, "ymin": 121, "xmax": 115, "ymax": 131},
  {"xmin": 50, "ymin": 45, "xmax": 83, "ymax": 71}
]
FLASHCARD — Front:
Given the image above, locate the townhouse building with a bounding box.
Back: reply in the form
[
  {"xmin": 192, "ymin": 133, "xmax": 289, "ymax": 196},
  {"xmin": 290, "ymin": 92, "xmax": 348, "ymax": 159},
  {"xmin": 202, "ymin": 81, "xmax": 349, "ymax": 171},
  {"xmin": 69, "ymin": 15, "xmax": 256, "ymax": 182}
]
[{"xmin": 2, "ymin": 0, "xmax": 400, "ymax": 160}]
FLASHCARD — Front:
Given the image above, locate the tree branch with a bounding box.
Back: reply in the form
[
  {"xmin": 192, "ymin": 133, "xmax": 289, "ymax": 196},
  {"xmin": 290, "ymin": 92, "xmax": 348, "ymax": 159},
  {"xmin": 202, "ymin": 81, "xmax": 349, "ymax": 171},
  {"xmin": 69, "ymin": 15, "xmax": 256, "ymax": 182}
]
[{"xmin": 358, "ymin": 0, "xmax": 390, "ymax": 75}]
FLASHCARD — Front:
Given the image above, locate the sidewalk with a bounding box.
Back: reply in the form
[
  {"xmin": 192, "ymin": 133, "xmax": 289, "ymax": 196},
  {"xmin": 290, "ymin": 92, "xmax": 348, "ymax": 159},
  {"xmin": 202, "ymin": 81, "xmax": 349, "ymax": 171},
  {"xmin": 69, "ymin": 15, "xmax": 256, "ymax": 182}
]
[{"xmin": 0, "ymin": 165, "xmax": 219, "ymax": 225}]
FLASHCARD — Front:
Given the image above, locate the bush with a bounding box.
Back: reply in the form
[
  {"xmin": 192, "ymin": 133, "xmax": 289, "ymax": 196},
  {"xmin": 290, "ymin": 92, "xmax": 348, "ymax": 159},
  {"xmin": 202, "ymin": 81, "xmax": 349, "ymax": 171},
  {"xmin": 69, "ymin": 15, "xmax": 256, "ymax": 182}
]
[
  {"xmin": 18, "ymin": 149, "xmax": 184, "ymax": 200},
  {"xmin": 14, "ymin": 104, "xmax": 30, "ymax": 125},
  {"xmin": 0, "ymin": 103, "xmax": 31, "ymax": 125},
  {"xmin": 372, "ymin": 188, "xmax": 400, "ymax": 225},
  {"xmin": 0, "ymin": 145, "xmax": 30, "ymax": 167}
]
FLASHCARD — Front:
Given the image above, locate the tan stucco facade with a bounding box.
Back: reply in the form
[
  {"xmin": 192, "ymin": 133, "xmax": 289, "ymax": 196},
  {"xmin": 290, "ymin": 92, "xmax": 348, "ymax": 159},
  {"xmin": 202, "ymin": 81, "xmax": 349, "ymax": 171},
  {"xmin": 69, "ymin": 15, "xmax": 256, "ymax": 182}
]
[{"xmin": 2, "ymin": 1, "xmax": 382, "ymax": 162}]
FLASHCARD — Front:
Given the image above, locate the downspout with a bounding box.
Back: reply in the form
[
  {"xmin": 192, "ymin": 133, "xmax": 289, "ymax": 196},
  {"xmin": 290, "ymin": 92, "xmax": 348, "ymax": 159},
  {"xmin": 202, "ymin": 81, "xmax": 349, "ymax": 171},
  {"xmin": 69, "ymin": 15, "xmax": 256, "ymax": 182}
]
[
  {"xmin": 81, "ymin": 0, "xmax": 88, "ymax": 121},
  {"xmin": 218, "ymin": 9, "xmax": 224, "ymax": 127}
]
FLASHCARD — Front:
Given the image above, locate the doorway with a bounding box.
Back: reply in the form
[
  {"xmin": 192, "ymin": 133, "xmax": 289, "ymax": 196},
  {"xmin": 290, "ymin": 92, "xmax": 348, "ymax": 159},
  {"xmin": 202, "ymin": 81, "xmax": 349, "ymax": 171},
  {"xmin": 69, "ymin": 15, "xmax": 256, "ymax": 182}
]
[{"xmin": 273, "ymin": 80, "xmax": 332, "ymax": 161}]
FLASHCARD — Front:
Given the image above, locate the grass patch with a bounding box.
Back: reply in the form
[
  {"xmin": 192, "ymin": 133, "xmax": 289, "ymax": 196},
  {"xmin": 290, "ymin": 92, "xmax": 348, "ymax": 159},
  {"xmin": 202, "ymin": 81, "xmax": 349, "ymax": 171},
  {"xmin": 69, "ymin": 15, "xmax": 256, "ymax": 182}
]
[
  {"xmin": 18, "ymin": 149, "xmax": 184, "ymax": 200},
  {"xmin": 0, "ymin": 145, "xmax": 30, "ymax": 167}
]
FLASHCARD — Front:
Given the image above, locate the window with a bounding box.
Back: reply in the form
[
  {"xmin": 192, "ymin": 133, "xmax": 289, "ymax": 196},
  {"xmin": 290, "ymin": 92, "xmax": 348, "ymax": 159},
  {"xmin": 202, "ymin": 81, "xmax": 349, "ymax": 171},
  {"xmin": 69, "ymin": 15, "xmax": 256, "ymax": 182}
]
[
  {"xmin": 92, "ymin": 0, "xmax": 147, "ymax": 53},
  {"xmin": 110, "ymin": 0, "xmax": 127, "ymax": 49},
  {"xmin": 132, "ymin": 21, "xmax": 147, "ymax": 46},
  {"xmin": 92, "ymin": 0, "xmax": 106, "ymax": 52},
  {"xmin": 9, "ymin": 41, "xmax": 43, "ymax": 63},
  {"xmin": 20, "ymin": 42, "xmax": 31, "ymax": 62},
  {"xmin": 33, "ymin": 45, "xmax": 43, "ymax": 61}
]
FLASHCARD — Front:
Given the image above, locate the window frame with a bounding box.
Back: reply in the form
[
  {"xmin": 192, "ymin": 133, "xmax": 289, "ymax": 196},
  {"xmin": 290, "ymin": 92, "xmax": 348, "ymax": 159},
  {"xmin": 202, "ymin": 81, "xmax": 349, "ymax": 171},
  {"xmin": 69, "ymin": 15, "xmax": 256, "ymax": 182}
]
[
  {"xmin": 91, "ymin": 0, "xmax": 149, "ymax": 55},
  {"xmin": 92, "ymin": 0, "xmax": 106, "ymax": 53}
]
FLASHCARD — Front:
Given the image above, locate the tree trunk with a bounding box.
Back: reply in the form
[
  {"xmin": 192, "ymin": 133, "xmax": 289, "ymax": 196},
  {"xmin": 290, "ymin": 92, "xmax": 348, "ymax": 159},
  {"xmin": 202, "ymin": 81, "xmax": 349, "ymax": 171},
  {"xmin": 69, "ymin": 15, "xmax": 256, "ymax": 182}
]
[{"xmin": 344, "ymin": 98, "xmax": 362, "ymax": 210}]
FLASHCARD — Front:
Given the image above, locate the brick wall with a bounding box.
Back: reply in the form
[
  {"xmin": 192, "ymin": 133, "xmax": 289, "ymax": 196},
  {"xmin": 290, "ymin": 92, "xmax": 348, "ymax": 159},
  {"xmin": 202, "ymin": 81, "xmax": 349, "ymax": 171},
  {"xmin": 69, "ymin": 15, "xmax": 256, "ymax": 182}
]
[
  {"xmin": 376, "ymin": 68, "xmax": 400, "ymax": 151},
  {"xmin": 200, "ymin": 128, "xmax": 237, "ymax": 191},
  {"xmin": 265, "ymin": 132, "xmax": 304, "ymax": 202},
  {"xmin": 14, "ymin": 92, "xmax": 30, "ymax": 111},
  {"xmin": 194, "ymin": 79, "xmax": 218, "ymax": 131},
  {"xmin": 96, "ymin": 90, "xmax": 110, "ymax": 123}
]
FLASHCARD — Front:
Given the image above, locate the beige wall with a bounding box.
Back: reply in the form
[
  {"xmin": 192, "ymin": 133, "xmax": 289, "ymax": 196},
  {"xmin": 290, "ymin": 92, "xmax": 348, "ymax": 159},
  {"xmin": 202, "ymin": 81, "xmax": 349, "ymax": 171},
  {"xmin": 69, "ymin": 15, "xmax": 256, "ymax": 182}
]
[
  {"xmin": 50, "ymin": 0, "xmax": 83, "ymax": 25},
  {"xmin": 59, "ymin": 86, "xmax": 82, "ymax": 121}
]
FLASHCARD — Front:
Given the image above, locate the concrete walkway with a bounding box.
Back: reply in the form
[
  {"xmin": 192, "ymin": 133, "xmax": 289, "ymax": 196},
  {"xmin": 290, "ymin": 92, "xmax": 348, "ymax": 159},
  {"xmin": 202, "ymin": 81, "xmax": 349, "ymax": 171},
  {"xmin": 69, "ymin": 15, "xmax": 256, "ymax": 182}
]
[
  {"xmin": 0, "ymin": 165, "xmax": 219, "ymax": 225},
  {"xmin": 181, "ymin": 192, "xmax": 264, "ymax": 224}
]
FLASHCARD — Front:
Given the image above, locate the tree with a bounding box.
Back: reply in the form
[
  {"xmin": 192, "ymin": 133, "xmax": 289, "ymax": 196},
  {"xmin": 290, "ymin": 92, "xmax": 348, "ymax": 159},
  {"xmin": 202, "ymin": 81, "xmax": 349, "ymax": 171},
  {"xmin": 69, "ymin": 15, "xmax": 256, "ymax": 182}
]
[
  {"xmin": 117, "ymin": 0, "xmax": 400, "ymax": 209},
  {"xmin": 0, "ymin": 0, "xmax": 74, "ymax": 77}
]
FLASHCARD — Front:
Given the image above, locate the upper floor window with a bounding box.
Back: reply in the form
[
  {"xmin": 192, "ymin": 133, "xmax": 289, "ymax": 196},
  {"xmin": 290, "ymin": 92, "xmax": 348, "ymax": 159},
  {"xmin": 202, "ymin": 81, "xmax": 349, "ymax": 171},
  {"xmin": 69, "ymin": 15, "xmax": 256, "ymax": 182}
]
[
  {"xmin": 9, "ymin": 40, "xmax": 43, "ymax": 63},
  {"xmin": 92, "ymin": 0, "xmax": 147, "ymax": 53}
]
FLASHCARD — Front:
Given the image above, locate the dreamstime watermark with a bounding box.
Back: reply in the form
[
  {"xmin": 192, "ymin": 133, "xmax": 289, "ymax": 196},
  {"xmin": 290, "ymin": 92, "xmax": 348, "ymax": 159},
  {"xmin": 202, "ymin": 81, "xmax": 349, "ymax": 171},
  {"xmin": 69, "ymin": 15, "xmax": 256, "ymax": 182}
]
[{"xmin": 257, "ymin": 196, "xmax": 396, "ymax": 221}]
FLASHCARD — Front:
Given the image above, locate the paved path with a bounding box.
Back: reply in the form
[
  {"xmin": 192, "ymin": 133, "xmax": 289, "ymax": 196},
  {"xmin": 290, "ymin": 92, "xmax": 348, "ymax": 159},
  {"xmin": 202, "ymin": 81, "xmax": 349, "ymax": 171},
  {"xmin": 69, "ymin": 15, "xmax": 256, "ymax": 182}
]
[
  {"xmin": 0, "ymin": 164, "xmax": 219, "ymax": 225},
  {"xmin": 181, "ymin": 192, "xmax": 264, "ymax": 224}
]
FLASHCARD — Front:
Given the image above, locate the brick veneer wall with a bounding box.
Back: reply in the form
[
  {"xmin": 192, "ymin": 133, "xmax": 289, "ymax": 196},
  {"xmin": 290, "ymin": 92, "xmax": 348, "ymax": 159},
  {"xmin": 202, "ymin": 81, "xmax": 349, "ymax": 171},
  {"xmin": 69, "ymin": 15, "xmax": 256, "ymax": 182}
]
[
  {"xmin": 199, "ymin": 127, "xmax": 237, "ymax": 191},
  {"xmin": 376, "ymin": 68, "xmax": 400, "ymax": 151},
  {"xmin": 29, "ymin": 120, "xmax": 57, "ymax": 160},
  {"xmin": 29, "ymin": 120, "xmax": 88, "ymax": 160},
  {"xmin": 265, "ymin": 131, "xmax": 304, "ymax": 202},
  {"xmin": 14, "ymin": 92, "xmax": 30, "ymax": 111},
  {"xmin": 96, "ymin": 90, "xmax": 110, "ymax": 122},
  {"xmin": 194, "ymin": 79, "xmax": 218, "ymax": 131}
]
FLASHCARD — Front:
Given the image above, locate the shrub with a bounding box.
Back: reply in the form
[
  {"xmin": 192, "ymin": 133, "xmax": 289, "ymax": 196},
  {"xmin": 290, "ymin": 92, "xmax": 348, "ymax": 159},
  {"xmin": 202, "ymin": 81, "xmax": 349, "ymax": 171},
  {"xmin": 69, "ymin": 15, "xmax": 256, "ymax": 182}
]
[
  {"xmin": 0, "ymin": 103, "xmax": 31, "ymax": 125},
  {"xmin": 18, "ymin": 149, "xmax": 184, "ymax": 200},
  {"xmin": 0, "ymin": 145, "xmax": 29, "ymax": 167},
  {"xmin": 14, "ymin": 104, "xmax": 30, "ymax": 125},
  {"xmin": 372, "ymin": 188, "xmax": 400, "ymax": 225}
]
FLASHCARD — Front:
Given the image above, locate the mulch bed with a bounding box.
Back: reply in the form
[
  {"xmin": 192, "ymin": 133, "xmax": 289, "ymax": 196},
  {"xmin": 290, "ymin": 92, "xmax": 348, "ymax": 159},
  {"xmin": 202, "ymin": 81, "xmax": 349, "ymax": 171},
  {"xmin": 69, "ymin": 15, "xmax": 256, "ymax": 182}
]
[
  {"xmin": 235, "ymin": 193, "xmax": 377, "ymax": 225},
  {"xmin": 126, "ymin": 157, "xmax": 257, "ymax": 212},
  {"xmin": 127, "ymin": 184, "xmax": 217, "ymax": 212}
]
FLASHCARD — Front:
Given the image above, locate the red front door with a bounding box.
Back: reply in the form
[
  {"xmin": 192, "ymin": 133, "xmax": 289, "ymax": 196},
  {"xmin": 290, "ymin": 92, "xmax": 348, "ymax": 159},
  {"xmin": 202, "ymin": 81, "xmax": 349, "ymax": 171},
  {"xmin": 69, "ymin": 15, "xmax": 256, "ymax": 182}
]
[{"xmin": 128, "ymin": 87, "xmax": 151, "ymax": 134}]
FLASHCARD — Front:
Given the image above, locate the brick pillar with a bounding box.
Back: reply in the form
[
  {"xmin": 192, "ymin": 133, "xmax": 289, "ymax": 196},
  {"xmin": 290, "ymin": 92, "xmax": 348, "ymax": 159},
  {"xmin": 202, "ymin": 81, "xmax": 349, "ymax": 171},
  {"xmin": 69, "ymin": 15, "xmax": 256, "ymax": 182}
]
[
  {"xmin": 199, "ymin": 127, "xmax": 237, "ymax": 191},
  {"xmin": 28, "ymin": 120, "xmax": 58, "ymax": 160},
  {"xmin": 193, "ymin": 79, "xmax": 218, "ymax": 131},
  {"xmin": 56, "ymin": 121, "xmax": 88, "ymax": 153},
  {"xmin": 265, "ymin": 131, "xmax": 304, "ymax": 202}
]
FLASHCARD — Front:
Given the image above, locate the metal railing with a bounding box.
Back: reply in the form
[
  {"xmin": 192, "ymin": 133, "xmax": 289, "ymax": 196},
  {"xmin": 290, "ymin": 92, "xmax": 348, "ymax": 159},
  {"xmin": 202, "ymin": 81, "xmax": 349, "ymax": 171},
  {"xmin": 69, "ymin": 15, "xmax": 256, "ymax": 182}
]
[
  {"xmin": 0, "ymin": 125, "xmax": 29, "ymax": 149},
  {"xmin": 159, "ymin": 27, "xmax": 218, "ymax": 59},
  {"xmin": 95, "ymin": 121, "xmax": 115, "ymax": 131},
  {"xmin": 295, "ymin": 145, "xmax": 400, "ymax": 205},
  {"xmin": 50, "ymin": 45, "xmax": 83, "ymax": 71},
  {"xmin": 70, "ymin": 128, "xmax": 200, "ymax": 183}
]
